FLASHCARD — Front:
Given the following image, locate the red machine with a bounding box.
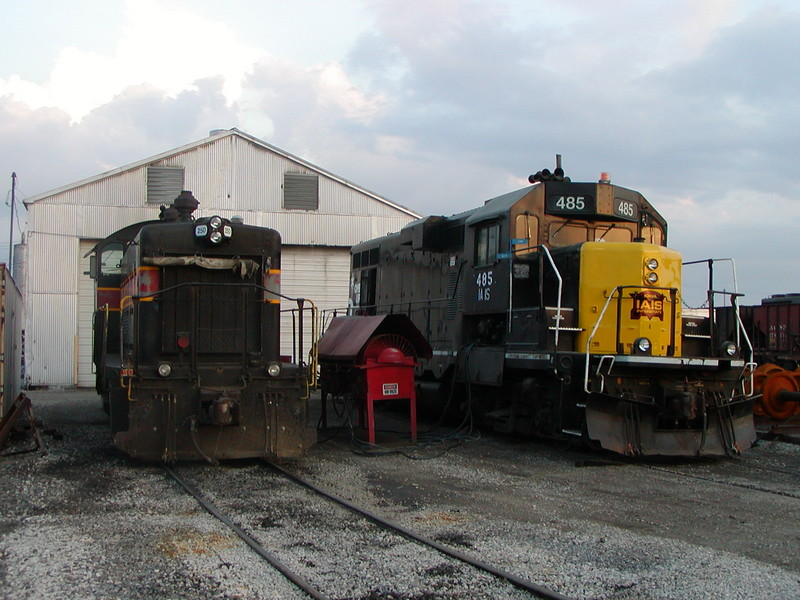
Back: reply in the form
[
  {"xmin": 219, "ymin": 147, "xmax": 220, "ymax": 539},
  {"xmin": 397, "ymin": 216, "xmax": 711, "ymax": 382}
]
[{"xmin": 318, "ymin": 315, "xmax": 432, "ymax": 444}]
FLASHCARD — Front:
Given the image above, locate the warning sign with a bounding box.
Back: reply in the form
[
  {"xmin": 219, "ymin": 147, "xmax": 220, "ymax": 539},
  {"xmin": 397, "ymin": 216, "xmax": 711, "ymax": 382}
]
[{"xmin": 382, "ymin": 383, "xmax": 399, "ymax": 396}]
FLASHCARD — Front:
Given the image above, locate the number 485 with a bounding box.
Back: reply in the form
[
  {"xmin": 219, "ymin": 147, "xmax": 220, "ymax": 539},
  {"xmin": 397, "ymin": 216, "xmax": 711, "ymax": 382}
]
[{"xmin": 556, "ymin": 196, "xmax": 585, "ymax": 210}]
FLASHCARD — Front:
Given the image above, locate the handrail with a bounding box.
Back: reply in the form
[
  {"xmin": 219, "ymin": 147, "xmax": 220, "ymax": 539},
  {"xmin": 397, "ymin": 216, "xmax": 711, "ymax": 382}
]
[
  {"xmin": 503, "ymin": 244, "xmax": 564, "ymax": 346},
  {"xmin": 583, "ymin": 285, "xmax": 679, "ymax": 394},
  {"xmin": 682, "ymin": 257, "xmax": 742, "ymax": 345},
  {"xmin": 683, "ymin": 257, "xmax": 754, "ymax": 395},
  {"xmin": 282, "ymin": 299, "xmax": 319, "ymax": 389}
]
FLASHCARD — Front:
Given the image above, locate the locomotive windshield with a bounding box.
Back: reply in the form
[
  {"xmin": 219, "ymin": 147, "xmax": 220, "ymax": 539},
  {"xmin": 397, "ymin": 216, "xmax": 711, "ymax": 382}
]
[
  {"xmin": 548, "ymin": 219, "xmax": 635, "ymax": 246},
  {"xmin": 100, "ymin": 244, "xmax": 124, "ymax": 276}
]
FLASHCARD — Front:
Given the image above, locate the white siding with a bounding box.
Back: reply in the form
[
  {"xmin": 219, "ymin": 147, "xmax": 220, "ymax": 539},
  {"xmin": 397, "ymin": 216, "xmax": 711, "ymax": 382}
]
[
  {"xmin": 27, "ymin": 233, "xmax": 79, "ymax": 294},
  {"xmin": 27, "ymin": 293, "xmax": 77, "ymax": 386},
  {"xmin": 278, "ymin": 246, "xmax": 351, "ymax": 361}
]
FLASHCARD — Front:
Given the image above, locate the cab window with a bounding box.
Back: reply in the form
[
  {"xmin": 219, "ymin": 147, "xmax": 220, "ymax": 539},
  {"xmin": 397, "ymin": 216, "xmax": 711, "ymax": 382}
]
[
  {"xmin": 595, "ymin": 225, "xmax": 633, "ymax": 243},
  {"xmin": 549, "ymin": 222, "xmax": 589, "ymax": 247},
  {"xmin": 513, "ymin": 214, "xmax": 539, "ymax": 254},
  {"xmin": 100, "ymin": 244, "xmax": 123, "ymax": 276},
  {"xmin": 641, "ymin": 225, "xmax": 664, "ymax": 246},
  {"xmin": 475, "ymin": 222, "xmax": 500, "ymax": 266}
]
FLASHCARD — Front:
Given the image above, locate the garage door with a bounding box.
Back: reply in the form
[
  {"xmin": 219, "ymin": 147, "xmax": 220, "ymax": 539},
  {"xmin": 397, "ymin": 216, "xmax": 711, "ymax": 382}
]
[{"xmin": 278, "ymin": 246, "xmax": 351, "ymax": 362}]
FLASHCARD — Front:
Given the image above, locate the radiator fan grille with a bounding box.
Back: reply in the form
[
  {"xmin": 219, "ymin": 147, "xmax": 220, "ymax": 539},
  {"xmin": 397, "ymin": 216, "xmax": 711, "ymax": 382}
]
[{"xmin": 360, "ymin": 334, "xmax": 417, "ymax": 362}]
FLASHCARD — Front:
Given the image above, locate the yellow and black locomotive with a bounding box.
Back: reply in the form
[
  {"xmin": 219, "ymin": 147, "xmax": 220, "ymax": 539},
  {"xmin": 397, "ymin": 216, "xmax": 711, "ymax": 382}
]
[
  {"xmin": 90, "ymin": 191, "xmax": 315, "ymax": 462},
  {"xmin": 350, "ymin": 168, "xmax": 755, "ymax": 456}
]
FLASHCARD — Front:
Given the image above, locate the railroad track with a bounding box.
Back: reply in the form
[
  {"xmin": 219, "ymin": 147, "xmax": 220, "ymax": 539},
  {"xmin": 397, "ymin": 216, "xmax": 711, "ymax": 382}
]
[
  {"xmin": 639, "ymin": 462, "xmax": 800, "ymax": 500},
  {"xmin": 573, "ymin": 448, "xmax": 800, "ymax": 500},
  {"xmin": 165, "ymin": 462, "xmax": 572, "ymax": 600}
]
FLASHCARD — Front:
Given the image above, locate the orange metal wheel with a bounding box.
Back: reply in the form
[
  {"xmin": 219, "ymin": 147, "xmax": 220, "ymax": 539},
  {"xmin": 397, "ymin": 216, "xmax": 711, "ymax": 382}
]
[{"xmin": 754, "ymin": 364, "xmax": 800, "ymax": 420}]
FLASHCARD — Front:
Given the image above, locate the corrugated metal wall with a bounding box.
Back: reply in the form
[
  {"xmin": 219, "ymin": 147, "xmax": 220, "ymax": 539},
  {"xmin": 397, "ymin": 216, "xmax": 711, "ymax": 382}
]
[
  {"xmin": 28, "ymin": 293, "xmax": 77, "ymax": 385},
  {"xmin": 23, "ymin": 132, "xmax": 419, "ymax": 386}
]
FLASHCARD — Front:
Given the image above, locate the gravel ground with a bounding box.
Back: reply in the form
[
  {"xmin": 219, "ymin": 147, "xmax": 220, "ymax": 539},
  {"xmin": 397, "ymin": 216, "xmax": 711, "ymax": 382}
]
[{"xmin": 1, "ymin": 389, "xmax": 799, "ymax": 600}]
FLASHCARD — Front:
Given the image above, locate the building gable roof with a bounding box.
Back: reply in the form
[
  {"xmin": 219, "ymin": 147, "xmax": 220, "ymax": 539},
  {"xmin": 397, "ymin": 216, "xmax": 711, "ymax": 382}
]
[{"xmin": 24, "ymin": 128, "xmax": 420, "ymax": 218}]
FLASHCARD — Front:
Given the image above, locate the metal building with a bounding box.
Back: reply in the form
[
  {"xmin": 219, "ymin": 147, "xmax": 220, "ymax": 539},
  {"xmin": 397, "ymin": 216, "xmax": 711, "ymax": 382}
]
[{"xmin": 20, "ymin": 129, "xmax": 420, "ymax": 388}]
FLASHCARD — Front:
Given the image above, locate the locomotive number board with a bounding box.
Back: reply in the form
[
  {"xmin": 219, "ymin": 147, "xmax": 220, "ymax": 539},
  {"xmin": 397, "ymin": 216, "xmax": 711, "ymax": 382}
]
[
  {"xmin": 545, "ymin": 193, "xmax": 596, "ymax": 216},
  {"xmin": 544, "ymin": 182, "xmax": 641, "ymax": 223},
  {"xmin": 612, "ymin": 197, "xmax": 639, "ymax": 221}
]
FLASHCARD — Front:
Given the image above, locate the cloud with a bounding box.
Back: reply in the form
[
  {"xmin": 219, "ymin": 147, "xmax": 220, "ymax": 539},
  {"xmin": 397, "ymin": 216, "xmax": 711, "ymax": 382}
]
[
  {"xmin": 0, "ymin": 78, "xmax": 238, "ymax": 198},
  {"xmin": 0, "ymin": 0, "xmax": 263, "ymax": 123}
]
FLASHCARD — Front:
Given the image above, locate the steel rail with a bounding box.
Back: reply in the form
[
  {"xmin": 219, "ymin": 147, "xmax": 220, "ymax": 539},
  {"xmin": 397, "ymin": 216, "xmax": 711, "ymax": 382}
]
[
  {"xmin": 639, "ymin": 463, "xmax": 800, "ymax": 500},
  {"xmin": 264, "ymin": 459, "xmax": 573, "ymax": 600},
  {"xmin": 164, "ymin": 465, "xmax": 332, "ymax": 600}
]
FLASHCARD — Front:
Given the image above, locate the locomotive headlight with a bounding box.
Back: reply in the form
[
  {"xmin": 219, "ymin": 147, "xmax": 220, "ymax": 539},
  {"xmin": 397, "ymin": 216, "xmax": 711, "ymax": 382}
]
[
  {"xmin": 209, "ymin": 216, "xmax": 223, "ymax": 229},
  {"xmin": 645, "ymin": 271, "xmax": 659, "ymax": 284},
  {"xmin": 157, "ymin": 362, "xmax": 172, "ymax": 377},
  {"xmin": 267, "ymin": 362, "xmax": 282, "ymax": 377},
  {"xmin": 634, "ymin": 337, "xmax": 652, "ymax": 354},
  {"xmin": 646, "ymin": 258, "xmax": 659, "ymax": 270},
  {"xmin": 209, "ymin": 230, "xmax": 223, "ymax": 244},
  {"xmin": 720, "ymin": 340, "xmax": 738, "ymax": 357}
]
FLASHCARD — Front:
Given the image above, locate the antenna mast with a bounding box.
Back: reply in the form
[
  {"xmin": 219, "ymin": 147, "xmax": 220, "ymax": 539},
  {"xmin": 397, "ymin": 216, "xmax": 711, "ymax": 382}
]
[{"xmin": 8, "ymin": 172, "xmax": 16, "ymax": 270}]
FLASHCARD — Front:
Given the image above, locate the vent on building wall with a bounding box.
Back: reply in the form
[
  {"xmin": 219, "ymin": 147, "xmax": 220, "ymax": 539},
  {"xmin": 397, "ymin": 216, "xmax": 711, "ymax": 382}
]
[
  {"xmin": 147, "ymin": 166, "xmax": 185, "ymax": 204},
  {"xmin": 283, "ymin": 173, "xmax": 319, "ymax": 210}
]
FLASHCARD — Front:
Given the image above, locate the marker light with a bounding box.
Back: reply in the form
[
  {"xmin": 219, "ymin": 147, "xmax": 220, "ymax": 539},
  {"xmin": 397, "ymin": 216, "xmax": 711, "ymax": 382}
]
[{"xmin": 720, "ymin": 341, "xmax": 738, "ymax": 357}]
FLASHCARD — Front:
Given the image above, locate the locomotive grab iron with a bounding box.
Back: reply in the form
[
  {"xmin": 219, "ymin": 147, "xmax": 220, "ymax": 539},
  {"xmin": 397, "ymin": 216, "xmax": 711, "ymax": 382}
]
[
  {"xmin": 90, "ymin": 191, "xmax": 315, "ymax": 462},
  {"xmin": 349, "ymin": 166, "xmax": 756, "ymax": 456}
]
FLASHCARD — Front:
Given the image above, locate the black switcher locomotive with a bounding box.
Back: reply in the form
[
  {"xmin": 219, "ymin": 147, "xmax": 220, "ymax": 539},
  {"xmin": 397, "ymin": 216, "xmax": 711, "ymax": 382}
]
[{"xmin": 90, "ymin": 191, "xmax": 315, "ymax": 462}]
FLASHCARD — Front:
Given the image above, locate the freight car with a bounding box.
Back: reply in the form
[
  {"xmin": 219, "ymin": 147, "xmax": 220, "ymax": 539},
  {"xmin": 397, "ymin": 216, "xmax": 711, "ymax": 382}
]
[
  {"xmin": 89, "ymin": 191, "xmax": 316, "ymax": 462},
  {"xmin": 348, "ymin": 167, "xmax": 756, "ymax": 457},
  {"xmin": 717, "ymin": 294, "xmax": 800, "ymax": 421}
]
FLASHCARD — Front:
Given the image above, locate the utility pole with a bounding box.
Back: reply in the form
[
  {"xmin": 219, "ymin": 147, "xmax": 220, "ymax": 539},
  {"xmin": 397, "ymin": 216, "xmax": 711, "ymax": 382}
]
[{"xmin": 8, "ymin": 172, "xmax": 15, "ymax": 271}]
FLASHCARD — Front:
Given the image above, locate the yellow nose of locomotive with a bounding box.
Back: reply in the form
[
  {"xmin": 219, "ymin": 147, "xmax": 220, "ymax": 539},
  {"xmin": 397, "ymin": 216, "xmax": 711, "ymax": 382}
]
[{"xmin": 577, "ymin": 242, "xmax": 682, "ymax": 357}]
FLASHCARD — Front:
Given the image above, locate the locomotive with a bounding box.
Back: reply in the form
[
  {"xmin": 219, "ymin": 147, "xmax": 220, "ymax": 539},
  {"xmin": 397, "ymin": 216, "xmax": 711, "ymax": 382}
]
[
  {"xmin": 349, "ymin": 167, "xmax": 756, "ymax": 457},
  {"xmin": 89, "ymin": 191, "xmax": 316, "ymax": 462}
]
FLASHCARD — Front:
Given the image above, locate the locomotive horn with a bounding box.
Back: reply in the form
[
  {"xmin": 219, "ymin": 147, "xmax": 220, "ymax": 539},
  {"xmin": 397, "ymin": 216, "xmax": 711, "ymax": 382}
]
[{"xmin": 173, "ymin": 190, "xmax": 199, "ymax": 222}]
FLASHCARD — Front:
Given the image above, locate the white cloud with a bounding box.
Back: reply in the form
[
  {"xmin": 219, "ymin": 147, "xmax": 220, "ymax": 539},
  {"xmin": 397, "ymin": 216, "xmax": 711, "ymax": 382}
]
[
  {"xmin": 0, "ymin": 0, "xmax": 265, "ymax": 122},
  {"xmin": 316, "ymin": 62, "xmax": 387, "ymax": 123}
]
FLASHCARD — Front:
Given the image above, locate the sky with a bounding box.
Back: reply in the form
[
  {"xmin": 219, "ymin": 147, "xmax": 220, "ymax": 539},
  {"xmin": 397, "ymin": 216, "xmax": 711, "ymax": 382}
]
[{"xmin": 1, "ymin": 0, "xmax": 798, "ymax": 306}]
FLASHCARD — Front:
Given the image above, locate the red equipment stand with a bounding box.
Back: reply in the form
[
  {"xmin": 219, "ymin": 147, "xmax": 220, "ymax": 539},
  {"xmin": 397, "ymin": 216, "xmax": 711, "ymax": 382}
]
[{"xmin": 358, "ymin": 348, "xmax": 417, "ymax": 444}]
